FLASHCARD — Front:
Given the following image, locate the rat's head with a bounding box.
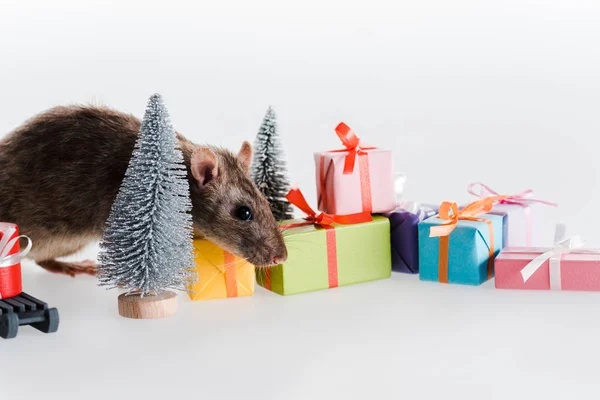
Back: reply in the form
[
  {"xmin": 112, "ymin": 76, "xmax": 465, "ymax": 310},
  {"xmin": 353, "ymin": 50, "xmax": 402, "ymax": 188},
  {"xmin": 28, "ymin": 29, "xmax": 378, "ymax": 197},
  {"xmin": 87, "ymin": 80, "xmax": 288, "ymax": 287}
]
[{"xmin": 188, "ymin": 142, "xmax": 288, "ymax": 267}]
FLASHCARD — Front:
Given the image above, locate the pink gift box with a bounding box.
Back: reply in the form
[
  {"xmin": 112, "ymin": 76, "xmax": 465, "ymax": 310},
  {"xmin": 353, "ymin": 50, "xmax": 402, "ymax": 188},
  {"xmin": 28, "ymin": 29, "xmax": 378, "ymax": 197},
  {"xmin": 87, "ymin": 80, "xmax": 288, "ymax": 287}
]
[
  {"xmin": 314, "ymin": 148, "xmax": 395, "ymax": 215},
  {"xmin": 495, "ymin": 247, "xmax": 600, "ymax": 291}
]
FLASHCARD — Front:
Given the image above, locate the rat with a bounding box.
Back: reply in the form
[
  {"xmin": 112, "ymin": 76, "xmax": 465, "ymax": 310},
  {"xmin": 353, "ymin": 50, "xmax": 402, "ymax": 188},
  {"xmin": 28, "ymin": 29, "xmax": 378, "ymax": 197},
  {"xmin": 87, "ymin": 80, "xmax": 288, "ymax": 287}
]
[{"xmin": 0, "ymin": 104, "xmax": 288, "ymax": 276}]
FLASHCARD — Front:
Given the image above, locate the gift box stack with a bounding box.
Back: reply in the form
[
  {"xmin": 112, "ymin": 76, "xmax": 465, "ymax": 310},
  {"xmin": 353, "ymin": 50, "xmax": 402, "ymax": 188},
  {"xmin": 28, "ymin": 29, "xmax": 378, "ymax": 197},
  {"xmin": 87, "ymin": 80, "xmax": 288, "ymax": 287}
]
[
  {"xmin": 257, "ymin": 122, "xmax": 395, "ymax": 295},
  {"xmin": 188, "ymin": 121, "xmax": 600, "ymax": 301},
  {"xmin": 190, "ymin": 122, "xmax": 397, "ymax": 300},
  {"xmin": 417, "ymin": 182, "xmax": 562, "ymax": 287}
]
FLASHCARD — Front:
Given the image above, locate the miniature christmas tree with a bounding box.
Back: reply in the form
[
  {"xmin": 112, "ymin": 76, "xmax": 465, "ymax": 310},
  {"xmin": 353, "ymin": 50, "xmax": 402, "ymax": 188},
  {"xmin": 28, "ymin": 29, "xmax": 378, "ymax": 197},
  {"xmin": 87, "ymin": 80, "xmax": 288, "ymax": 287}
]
[
  {"xmin": 98, "ymin": 93, "xmax": 195, "ymax": 319},
  {"xmin": 251, "ymin": 106, "xmax": 294, "ymax": 221}
]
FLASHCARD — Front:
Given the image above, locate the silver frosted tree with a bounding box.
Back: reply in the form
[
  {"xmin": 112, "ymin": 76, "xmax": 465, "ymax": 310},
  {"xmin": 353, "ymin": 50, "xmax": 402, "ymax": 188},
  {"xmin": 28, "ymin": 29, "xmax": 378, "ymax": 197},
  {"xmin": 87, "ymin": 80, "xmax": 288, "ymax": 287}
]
[
  {"xmin": 251, "ymin": 106, "xmax": 294, "ymax": 221},
  {"xmin": 97, "ymin": 94, "xmax": 196, "ymax": 295}
]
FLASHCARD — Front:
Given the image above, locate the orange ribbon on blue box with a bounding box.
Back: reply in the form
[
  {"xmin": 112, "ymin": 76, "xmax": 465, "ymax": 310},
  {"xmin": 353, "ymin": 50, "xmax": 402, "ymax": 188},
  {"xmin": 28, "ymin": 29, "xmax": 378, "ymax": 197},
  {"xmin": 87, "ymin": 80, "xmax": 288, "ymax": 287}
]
[{"xmin": 429, "ymin": 196, "xmax": 507, "ymax": 283}]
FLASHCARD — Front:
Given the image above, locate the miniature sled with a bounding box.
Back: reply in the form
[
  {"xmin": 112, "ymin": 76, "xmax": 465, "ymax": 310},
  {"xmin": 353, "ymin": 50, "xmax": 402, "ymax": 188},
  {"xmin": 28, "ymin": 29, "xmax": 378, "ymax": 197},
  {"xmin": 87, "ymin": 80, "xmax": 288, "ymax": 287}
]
[{"xmin": 0, "ymin": 292, "xmax": 59, "ymax": 339}]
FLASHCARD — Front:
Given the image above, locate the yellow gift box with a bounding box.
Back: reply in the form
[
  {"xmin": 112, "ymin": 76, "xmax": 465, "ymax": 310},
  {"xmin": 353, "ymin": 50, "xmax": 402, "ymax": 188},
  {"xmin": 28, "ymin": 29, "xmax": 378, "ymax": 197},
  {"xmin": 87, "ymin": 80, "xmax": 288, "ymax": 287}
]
[{"xmin": 188, "ymin": 240, "xmax": 255, "ymax": 300}]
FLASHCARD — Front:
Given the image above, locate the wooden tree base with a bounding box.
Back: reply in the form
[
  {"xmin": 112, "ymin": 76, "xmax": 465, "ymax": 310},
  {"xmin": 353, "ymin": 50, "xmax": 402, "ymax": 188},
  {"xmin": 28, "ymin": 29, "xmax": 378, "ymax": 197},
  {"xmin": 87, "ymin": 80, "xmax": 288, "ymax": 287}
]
[{"xmin": 118, "ymin": 291, "xmax": 177, "ymax": 319}]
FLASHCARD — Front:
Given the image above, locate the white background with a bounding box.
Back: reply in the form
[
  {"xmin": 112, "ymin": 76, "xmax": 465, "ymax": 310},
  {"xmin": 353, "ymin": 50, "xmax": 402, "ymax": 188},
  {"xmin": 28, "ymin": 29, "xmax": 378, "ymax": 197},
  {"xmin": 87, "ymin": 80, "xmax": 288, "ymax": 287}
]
[{"xmin": 1, "ymin": 1, "xmax": 600, "ymax": 399}]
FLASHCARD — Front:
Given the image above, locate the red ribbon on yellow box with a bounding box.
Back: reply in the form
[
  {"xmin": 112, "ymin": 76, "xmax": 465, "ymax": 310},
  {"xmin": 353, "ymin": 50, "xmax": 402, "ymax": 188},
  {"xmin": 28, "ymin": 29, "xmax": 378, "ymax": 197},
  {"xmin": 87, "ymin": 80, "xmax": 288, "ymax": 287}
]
[
  {"xmin": 429, "ymin": 197, "xmax": 507, "ymax": 283},
  {"xmin": 223, "ymin": 251, "xmax": 238, "ymax": 298},
  {"xmin": 268, "ymin": 187, "xmax": 372, "ymax": 290},
  {"xmin": 318, "ymin": 122, "xmax": 376, "ymax": 213}
]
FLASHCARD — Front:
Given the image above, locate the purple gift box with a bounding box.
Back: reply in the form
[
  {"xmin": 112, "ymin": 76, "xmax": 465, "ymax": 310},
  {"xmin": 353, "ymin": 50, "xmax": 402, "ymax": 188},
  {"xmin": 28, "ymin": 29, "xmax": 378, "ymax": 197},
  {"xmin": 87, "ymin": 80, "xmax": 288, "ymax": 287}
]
[{"xmin": 385, "ymin": 202, "xmax": 438, "ymax": 273}]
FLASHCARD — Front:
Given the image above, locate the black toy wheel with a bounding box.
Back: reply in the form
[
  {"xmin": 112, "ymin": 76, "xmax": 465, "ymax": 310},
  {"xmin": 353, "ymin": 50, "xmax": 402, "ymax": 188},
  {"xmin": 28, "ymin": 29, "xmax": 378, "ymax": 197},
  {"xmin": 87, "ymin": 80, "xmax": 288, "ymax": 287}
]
[
  {"xmin": 31, "ymin": 308, "xmax": 59, "ymax": 333},
  {"xmin": 0, "ymin": 313, "xmax": 19, "ymax": 339}
]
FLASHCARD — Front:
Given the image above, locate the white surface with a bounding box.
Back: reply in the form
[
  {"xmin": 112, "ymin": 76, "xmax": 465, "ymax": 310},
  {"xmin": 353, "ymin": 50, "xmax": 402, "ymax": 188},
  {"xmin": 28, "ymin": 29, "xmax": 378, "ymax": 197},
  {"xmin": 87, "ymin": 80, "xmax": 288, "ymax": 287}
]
[{"xmin": 2, "ymin": 0, "xmax": 600, "ymax": 399}]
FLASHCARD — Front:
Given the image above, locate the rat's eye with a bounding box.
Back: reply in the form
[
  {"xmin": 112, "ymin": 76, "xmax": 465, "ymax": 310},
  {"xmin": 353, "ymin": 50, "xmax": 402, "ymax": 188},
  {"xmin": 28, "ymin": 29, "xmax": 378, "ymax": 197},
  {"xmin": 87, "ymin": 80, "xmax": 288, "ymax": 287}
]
[{"xmin": 234, "ymin": 206, "xmax": 253, "ymax": 221}]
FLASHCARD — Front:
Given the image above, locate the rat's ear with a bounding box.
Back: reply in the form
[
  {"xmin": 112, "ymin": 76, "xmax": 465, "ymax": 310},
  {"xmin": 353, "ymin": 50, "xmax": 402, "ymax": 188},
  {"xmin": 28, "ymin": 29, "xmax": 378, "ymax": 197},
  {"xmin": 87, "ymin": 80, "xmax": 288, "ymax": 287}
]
[
  {"xmin": 237, "ymin": 141, "xmax": 252, "ymax": 175},
  {"xmin": 191, "ymin": 147, "xmax": 219, "ymax": 189}
]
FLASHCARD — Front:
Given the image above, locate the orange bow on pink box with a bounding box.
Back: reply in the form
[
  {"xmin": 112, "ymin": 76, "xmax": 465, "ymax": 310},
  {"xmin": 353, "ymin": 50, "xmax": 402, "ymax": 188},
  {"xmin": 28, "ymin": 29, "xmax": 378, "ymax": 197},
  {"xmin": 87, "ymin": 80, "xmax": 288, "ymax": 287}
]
[
  {"xmin": 316, "ymin": 122, "xmax": 397, "ymax": 215},
  {"xmin": 330, "ymin": 122, "xmax": 376, "ymax": 175}
]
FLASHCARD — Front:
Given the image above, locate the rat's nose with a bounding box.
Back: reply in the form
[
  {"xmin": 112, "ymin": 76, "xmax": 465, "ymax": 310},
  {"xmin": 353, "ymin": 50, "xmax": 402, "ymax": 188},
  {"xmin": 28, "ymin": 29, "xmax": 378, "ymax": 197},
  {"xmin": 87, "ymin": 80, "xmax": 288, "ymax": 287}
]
[{"xmin": 272, "ymin": 255, "xmax": 287, "ymax": 265}]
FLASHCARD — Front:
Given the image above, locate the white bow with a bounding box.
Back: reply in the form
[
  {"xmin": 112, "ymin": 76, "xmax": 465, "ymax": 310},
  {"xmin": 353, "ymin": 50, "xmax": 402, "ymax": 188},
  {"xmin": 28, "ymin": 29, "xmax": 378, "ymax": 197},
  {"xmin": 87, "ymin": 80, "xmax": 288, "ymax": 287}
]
[
  {"xmin": 0, "ymin": 225, "xmax": 32, "ymax": 268},
  {"xmin": 520, "ymin": 235, "xmax": 587, "ymax": 290}
]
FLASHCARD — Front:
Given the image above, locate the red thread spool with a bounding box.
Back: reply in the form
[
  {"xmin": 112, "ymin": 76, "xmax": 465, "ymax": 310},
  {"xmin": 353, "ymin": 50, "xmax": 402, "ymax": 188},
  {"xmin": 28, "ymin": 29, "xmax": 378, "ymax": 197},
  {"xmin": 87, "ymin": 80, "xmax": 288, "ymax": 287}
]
[{"xmin": 0, "ymin": 223, "xmax": 23, "ymax": 299}]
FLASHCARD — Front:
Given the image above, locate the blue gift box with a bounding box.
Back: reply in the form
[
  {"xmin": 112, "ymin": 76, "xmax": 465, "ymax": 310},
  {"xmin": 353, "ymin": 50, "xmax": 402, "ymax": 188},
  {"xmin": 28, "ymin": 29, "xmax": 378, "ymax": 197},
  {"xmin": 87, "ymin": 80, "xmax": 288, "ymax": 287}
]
[{"xmin": 418, "ymin": 213, "xmax": 506, "ymax": 285}]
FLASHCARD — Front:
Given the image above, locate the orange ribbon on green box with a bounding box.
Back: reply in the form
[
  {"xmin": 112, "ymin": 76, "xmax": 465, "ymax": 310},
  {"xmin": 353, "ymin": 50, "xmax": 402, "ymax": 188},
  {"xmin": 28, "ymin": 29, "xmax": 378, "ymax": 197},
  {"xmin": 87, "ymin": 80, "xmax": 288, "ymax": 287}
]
[{"xmin": 266, "ymin": 187, "xmax": 372, "ymax": 290}]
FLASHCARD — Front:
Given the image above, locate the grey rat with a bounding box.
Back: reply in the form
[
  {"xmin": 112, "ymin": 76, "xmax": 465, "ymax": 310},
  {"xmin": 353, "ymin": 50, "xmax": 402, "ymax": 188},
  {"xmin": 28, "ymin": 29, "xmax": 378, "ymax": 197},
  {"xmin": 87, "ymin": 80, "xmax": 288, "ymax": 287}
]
[{"xmin": 0, "ymin": 105, "xmax": 288, "ymax": 276}]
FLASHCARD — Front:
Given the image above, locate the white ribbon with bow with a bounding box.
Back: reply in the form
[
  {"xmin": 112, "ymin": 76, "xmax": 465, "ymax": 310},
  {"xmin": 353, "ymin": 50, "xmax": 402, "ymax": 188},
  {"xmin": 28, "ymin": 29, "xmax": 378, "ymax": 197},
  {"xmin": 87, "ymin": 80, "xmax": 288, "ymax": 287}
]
[
  {"xmin": 0, "ymin": 225, "xmax": 32, "ymax": 268},
  {"xmin": 0, "ymin": 225, "xmax": 32, "ymax": 299},
  {"xmin": 519, "ymin": 235, "xmax": 590, "ymax": 290}
]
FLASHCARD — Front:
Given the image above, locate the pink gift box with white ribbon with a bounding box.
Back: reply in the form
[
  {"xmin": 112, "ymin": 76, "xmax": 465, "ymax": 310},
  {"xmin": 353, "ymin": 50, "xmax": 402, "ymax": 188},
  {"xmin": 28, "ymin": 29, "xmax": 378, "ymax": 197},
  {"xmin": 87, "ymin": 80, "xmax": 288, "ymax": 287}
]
[{"xmin": 495, "ymin": 237, "xmax": 600, "ymax": 291}]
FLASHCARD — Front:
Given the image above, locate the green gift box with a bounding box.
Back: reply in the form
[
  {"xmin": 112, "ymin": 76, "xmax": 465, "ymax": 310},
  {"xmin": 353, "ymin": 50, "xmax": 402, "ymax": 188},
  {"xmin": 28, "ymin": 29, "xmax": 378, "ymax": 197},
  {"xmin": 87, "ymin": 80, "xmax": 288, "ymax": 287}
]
[{"xmin": 257, "ymin": 215, "xmax": 392, "ymax": 295}]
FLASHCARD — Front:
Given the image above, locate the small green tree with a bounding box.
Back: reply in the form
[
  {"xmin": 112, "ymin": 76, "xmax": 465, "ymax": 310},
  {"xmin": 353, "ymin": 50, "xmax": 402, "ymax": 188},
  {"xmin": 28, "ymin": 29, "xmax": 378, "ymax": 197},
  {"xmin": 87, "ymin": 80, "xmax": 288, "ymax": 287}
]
[{"xmin": 251, "ymin": 106, "xmax": 293, "ymax": 220}]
